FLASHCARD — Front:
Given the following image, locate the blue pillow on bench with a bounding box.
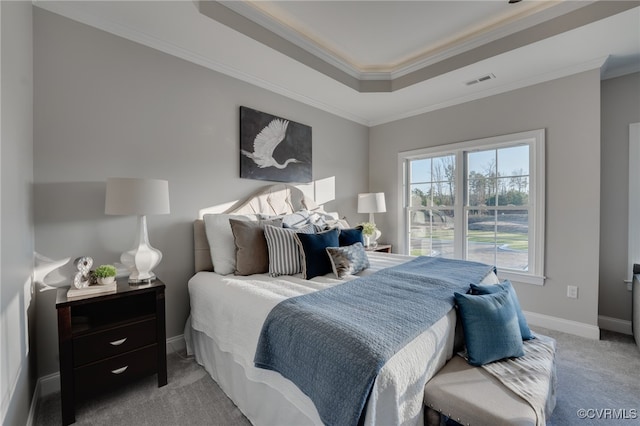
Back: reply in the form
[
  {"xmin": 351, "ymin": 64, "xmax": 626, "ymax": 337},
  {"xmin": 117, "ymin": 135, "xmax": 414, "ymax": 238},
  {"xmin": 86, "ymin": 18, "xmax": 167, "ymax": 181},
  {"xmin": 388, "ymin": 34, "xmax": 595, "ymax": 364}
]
[
  {"xmin": 454, "ymin": 289, "xmax": 524, "ymax": 366},
  {"xmin": 470, "ymin": 280, "xmax": 534, "ymax": 340}
]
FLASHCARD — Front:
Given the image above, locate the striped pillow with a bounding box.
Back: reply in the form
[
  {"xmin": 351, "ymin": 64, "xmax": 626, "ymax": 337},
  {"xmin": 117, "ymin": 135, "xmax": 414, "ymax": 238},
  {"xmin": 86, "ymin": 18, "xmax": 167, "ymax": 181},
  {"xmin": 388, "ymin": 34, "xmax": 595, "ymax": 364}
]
[{"xmin": 264, "ymin": 224, "xmax": 316, "ymax": 276}]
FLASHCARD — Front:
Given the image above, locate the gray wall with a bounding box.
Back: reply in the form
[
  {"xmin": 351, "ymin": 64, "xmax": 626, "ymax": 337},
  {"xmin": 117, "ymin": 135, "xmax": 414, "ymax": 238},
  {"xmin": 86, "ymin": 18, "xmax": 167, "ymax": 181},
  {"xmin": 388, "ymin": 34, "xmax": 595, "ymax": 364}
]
[
  {"xmin": 600, "ymin": 72, "xmax": 640, "ymax": 323},
  {"xmin": 0, "ymin": 2, "xmax": 36, "ymax": 425},
  {"xmin": 370, "ymin": 70, "xmax": 601, "ymax": 327},
  {"xmin": 33, "ymin": 9, "xmax": 369, "ymax": 377}
]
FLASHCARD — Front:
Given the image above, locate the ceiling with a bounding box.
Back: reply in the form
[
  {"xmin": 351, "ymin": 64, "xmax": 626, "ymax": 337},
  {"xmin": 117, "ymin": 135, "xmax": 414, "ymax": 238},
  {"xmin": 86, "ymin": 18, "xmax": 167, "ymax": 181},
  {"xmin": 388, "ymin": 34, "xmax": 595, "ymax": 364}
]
[{"xmin": 34, "ymin": 1, "xmax": 640, "ymax": 126}]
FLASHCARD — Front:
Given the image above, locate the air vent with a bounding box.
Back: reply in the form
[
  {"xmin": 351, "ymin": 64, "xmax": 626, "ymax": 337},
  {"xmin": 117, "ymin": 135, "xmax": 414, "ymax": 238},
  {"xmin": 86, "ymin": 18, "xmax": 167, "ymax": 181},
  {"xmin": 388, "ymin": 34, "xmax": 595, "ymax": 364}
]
[{"xmin": 465, "ymin": 73, "xmax": 496, "ymax": 86}]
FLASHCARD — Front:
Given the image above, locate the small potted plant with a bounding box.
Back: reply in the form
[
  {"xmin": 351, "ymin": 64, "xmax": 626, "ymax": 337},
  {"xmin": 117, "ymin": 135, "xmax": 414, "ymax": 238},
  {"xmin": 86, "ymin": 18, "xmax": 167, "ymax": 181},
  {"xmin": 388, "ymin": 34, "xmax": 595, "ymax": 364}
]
[
  {"xmin": 93, "ymin": 264, "xmax": 117, "ymax": 285},
  {"xmin": 359, "ymin": 222, "xmax": 379, "ymax": 248}
]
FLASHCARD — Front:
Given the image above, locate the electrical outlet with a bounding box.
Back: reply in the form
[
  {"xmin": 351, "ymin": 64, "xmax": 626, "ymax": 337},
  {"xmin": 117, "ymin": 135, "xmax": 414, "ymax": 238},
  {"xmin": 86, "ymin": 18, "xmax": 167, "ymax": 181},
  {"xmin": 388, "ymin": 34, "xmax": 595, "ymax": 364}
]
[{"xmin": 567, "ymin": 285, "xmax": 578, "ymax": 299}]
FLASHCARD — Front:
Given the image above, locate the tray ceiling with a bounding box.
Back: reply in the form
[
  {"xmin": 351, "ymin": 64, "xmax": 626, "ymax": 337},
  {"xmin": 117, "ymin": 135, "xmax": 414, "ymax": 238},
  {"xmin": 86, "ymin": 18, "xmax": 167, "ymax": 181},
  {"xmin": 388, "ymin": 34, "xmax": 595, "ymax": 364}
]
[{"xmin": 34, "ymin": 1, "xmax": 640, "ymax": 125}]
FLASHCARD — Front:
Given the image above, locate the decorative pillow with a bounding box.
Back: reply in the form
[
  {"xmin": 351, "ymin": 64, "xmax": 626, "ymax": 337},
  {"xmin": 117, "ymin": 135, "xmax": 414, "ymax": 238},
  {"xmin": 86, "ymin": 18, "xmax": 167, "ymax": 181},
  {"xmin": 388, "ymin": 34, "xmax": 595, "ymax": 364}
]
[
  {"xmin": 326, "ymin": 243, "xmax": 370, "ymax": 279},
  {"xmin": 323, "ymin": 218, "xmax": 351, "ymax": 230},
  {"xmin": 308, "ymin": 211, "xmax": 341, "ymax": 228},
  {"xmin": 338, "ymin": 226, "xmax": 364, "ymax": 246},
  {"xmin": 230, "ymin": 218, "xmax": 283, "ymax": 276},
  {"xmin": 470, "ymin": 280, "xmax": 535, "ymax": 340},
  {"xmin": 294, "ymin": 229, "xmax": 340, "ymax": 279},
  {"xmin": 203, "ymin": 213, "xmax": 258, "ymax": 275},
  {"xmin": 454, "ymin": 289, "xmax": 524, "ymax": 366},
  {"xmin": 264, "ymin": 223, "xmax": 316, "ymax": 276},
  {"xmin": 281, "ymin": 210, "xmax": 311, "ymax": 228}
]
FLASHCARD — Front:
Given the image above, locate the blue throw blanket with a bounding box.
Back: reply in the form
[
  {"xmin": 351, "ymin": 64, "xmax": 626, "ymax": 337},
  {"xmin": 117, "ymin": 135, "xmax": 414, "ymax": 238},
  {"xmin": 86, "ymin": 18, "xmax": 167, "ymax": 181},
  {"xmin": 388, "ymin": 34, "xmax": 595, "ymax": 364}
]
[{"xmin": 254, "ymin": 256, "xmax": 495, "ymax": 426}]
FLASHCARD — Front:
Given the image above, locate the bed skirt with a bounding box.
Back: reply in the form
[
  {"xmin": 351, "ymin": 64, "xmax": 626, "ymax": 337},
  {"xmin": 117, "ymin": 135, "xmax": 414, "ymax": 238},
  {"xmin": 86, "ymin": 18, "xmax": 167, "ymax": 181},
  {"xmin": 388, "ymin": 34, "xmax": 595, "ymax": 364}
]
[
  {"xmin": 185, "ymin": 309, "xmax": 458, "ymax": 426},
  {"xmin": 185, "ymin": 317, "xmax": 321, "ymax": 425}
]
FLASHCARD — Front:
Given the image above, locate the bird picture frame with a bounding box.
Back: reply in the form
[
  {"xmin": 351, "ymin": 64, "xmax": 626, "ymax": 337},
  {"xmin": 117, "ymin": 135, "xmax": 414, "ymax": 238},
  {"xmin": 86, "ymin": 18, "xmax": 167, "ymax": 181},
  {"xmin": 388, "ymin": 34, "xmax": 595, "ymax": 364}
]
[{"xmin": 240, "ymin": 106, "xmax": 312, "ymax": 183}]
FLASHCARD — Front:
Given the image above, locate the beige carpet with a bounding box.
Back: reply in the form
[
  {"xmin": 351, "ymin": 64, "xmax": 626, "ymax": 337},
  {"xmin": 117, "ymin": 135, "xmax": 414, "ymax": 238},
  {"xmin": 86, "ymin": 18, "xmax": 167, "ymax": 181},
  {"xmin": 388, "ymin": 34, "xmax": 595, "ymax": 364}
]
[
  {"xmin": 541, "ymin": 328, "xmax": 640, "ymax": 425},
  {"xmin": 35, "ymin": 328, "xmax": 639, "ymax": 426},
  {"xmin": 34, "ymin": 350, "xmax": 251, "ymax": 426}
]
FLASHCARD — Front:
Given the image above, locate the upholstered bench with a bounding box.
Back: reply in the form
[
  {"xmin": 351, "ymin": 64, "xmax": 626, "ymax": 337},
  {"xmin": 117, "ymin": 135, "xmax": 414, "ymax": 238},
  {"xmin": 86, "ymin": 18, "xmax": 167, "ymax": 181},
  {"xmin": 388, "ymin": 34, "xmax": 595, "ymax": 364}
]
[{"xmin": 424, "ymin": 336, "xmax": 557, "ymax": 426}]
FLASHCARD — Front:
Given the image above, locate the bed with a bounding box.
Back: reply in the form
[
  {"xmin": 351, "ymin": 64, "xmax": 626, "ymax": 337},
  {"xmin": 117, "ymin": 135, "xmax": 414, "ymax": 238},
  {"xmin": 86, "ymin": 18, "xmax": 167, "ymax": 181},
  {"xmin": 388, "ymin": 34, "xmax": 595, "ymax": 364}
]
[{"xmin": 184, "ymin": 184, "xmax": 499, "ymax": 426}]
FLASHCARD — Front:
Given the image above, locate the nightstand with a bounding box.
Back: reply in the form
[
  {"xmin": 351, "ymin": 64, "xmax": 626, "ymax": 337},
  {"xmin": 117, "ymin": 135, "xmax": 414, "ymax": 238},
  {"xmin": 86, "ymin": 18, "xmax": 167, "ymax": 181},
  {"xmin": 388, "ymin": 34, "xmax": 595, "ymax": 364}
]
[
  {"xmin": 56, "ymin": 278, "xmax": 167, "ymax": 425},
  {"xmin": 366, "ymin": 244, "xmax": 392, "ymax": 253}
]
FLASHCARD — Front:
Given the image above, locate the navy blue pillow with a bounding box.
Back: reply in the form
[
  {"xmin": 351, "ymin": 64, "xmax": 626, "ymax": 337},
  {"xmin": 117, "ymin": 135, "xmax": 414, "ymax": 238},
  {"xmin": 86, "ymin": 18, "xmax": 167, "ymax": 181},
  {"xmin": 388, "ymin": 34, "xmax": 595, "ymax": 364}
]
[
  {"xmin": 470, "ymin": 280, "xmax": 534, "ymax": 340},
  {"xmin": 454, "ymin": 289, "xmax": 524, "ymax": 366},
  {"xmin": 294, "ymin": 229, "xmax": 340, "ymax": 279},
  {"xmin": 338, "ymin": 227, "xmax": 364, "ymax": 246}
]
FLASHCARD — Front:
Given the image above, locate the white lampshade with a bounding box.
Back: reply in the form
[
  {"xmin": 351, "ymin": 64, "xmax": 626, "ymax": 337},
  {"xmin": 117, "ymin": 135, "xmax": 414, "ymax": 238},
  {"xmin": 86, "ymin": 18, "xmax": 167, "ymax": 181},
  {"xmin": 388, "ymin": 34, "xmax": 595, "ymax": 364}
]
[
  {"xmin": 105, "ymin": 178, "xmax": 170, "ymax": 215},
  {"xmin": 105, "ymin": 177, "xmax": 170, "ymax": 284},
  {"xmin": 358, "ymin": 192, "xmax": 386, "ymax": 215}
]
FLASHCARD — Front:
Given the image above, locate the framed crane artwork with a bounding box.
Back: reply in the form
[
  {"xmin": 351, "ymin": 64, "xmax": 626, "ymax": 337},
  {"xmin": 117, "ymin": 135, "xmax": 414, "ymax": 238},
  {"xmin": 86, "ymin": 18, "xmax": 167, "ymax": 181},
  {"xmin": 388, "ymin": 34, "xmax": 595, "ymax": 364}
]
[{"xmin": 240, "ymin": 106, "xmax": 312, "ymax": 183}]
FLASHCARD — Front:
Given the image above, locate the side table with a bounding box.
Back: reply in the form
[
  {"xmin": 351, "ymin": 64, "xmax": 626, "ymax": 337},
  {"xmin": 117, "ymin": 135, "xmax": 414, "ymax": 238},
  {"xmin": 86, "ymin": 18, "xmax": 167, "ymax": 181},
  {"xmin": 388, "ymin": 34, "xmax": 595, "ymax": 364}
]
[
  {"xmin": 366, "ymin": 244, "xmax": 392, "ymax": 253},
  {"xmin": 56, "ymin": 278, "xmax": 167, "ymax": 425}
]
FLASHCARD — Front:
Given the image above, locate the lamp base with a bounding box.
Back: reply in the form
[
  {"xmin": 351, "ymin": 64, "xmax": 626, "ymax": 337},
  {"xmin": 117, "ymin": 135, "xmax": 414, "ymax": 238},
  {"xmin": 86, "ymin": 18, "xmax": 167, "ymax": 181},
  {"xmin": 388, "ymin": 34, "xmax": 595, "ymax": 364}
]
[
  {"xmin": 128, "ymin": 272, "xmax": 157, "ymax": 285},
  {"xmin": 120, "ymin": 215, "xmax": 163, "ymax": 286}
]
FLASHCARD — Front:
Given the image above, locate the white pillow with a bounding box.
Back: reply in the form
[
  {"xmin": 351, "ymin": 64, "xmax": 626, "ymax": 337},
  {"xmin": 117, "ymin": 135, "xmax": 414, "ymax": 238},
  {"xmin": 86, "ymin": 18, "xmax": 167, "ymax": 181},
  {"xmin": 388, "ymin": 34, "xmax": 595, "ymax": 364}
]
[
  {"xmin": 264, "ymin": 223, "xmax": 316, "ymax": 276},
  {"xmin": 203, "ymin": 213, "xmax": 258, "ymax": 275}
]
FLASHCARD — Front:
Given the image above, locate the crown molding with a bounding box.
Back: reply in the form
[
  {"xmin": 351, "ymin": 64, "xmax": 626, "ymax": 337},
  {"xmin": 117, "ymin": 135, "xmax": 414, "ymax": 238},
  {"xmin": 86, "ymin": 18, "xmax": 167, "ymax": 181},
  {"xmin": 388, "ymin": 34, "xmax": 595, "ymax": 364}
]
[{"xmin": 601, "ymin": 60, "xmax": 640, "ymax": 80}]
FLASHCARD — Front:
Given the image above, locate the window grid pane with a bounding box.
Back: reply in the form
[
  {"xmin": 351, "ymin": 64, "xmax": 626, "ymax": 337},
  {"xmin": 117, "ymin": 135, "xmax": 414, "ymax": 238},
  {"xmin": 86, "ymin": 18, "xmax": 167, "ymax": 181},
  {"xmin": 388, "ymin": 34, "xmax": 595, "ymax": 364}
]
[
  {"xmin": 402, "ymin": 130, "xmax": 542, "ymax": 279},
  {"xmin": 496, "ymin": 211, "xmax": 529, "ymax": 272},
  {"xmin": 410, "ymin": 209, "xmax": 455, "ymax": 258},
  {"xmin": 463, "ymin": 146, "xmax": 531, "ymax": 272}
]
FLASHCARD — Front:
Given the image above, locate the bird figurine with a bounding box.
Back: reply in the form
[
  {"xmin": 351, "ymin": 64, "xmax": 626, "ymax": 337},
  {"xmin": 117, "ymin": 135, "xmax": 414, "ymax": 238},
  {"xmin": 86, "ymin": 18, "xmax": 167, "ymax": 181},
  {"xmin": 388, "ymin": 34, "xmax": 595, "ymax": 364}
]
[{"xmin": 241, "ymin": 119, "xmax": 301, "ymax": 169}]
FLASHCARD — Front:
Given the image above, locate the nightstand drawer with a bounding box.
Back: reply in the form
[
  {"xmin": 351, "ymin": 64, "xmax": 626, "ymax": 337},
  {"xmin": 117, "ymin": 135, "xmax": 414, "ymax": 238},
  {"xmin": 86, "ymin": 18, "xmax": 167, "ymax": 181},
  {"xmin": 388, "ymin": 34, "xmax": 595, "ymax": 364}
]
[
  {"xmin": 74, "ymin": 344, "xmax": 158, "ymax": 399},
  {"xmin": 73, "ymin": 318, "xmax": 156, "ymax": 366}
]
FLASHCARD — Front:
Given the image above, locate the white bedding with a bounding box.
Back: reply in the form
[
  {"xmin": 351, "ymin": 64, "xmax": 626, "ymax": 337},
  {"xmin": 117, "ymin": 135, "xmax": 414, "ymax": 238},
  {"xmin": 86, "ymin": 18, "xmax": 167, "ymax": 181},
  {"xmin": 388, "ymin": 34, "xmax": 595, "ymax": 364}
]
[{"xmin": 186, "ymin": 252, "xmax": 498, "ymax": 426}]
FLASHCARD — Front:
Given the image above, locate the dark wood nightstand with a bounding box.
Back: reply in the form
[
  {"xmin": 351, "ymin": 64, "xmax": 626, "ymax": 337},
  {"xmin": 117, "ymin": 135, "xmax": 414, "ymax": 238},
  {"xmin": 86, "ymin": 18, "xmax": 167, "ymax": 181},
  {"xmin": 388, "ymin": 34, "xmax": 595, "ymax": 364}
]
[
  {"xmin": 366, "ymin": 244, "xmax": 392, "ymax": 253},
  {"xmin": 56, "ymin": 278, "xmax": 167, "ymax": 425}
]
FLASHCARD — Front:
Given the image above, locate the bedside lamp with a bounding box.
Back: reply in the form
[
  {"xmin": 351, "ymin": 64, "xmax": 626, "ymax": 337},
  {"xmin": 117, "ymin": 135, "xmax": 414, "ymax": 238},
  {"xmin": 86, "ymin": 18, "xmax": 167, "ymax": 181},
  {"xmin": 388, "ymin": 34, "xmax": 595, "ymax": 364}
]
[
  {"xmin": 105, "ymin": 178, "xmax": 170, "ymax": 284},
  {"xmin": 358, "ymin": 192, "xmax": 386, "ymax": 243}
]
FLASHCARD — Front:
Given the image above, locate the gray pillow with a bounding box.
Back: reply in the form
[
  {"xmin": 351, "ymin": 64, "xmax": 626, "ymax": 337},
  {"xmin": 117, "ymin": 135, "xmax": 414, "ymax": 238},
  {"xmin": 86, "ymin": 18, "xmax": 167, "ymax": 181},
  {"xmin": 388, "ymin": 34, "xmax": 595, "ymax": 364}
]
[
  {"xmin": 230, "ymin": 218, "xmax": 283, "ymax": 276},
  {"xmin": 326, "ymin": 242, "xmax": 370, "ymax": 279}
]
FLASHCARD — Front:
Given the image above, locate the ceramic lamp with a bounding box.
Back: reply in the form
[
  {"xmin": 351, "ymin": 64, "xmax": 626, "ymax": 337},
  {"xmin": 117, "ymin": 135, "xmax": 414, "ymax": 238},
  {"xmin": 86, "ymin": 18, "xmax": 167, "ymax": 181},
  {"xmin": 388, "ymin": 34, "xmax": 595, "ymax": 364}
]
[{"xmin": 105, "ymin": 178, "xmax": 170, "ymax": 284}]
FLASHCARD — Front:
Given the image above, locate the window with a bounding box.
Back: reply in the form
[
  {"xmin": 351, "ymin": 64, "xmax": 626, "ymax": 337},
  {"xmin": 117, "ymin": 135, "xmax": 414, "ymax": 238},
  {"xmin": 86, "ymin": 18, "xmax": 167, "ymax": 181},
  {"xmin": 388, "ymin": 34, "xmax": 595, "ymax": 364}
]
[{"xmin": 399, "ymin": 129, "xmax": 545, "ymax": 285}]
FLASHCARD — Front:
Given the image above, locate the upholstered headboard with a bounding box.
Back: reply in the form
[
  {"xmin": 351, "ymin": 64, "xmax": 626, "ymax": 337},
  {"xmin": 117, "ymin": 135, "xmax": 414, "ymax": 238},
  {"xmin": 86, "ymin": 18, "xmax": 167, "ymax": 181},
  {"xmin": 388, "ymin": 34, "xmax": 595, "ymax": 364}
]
[{"xmin": 194, "ymin": 184, "xmax": 320, "ymax": 273}]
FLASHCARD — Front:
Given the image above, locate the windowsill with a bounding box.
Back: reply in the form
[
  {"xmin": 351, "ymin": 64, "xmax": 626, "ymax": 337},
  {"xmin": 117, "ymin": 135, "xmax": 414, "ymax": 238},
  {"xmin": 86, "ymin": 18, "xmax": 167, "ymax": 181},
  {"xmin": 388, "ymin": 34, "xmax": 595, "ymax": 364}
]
[{"xmin": 497, "ymin": 270, "xmax": 545, "ymax": 286}]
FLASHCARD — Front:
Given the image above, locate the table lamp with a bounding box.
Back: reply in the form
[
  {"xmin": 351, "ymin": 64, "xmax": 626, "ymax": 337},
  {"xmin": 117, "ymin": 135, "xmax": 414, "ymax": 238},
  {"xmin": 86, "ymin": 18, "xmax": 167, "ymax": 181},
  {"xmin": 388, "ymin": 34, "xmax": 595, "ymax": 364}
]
[
  {"xmin": 357, "ymin": 192, "xmax": 386, "ymax": 243},
  {"xmin": 105, "ymin": 177, "xmax": 170, "ymax": 284}
]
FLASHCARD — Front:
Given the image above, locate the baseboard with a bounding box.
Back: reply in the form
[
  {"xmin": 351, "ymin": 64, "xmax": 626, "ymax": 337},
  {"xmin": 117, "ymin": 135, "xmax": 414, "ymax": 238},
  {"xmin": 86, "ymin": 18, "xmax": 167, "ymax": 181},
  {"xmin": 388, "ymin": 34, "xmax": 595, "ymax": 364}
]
[
  {"xmin": 524, "ymin": 310, "xmax": 601, "ymax": 339},
  {"xmin": 27, "ymin": 334, "xmax": 186, "ymax": 425},
  {"xmin": 598, "ymin": 315, "xmax": 633, "ymax": 335},
  {"xmin": 26, "ymin": 387, "xmax": 38, "ymax": 426},
  {"xmin": 167, "ymin": 333, "xmax": 186, "ymax": 353},
  {"xmin": 26, "ymin": 371, "xmax": 58, "ymax": 426}
]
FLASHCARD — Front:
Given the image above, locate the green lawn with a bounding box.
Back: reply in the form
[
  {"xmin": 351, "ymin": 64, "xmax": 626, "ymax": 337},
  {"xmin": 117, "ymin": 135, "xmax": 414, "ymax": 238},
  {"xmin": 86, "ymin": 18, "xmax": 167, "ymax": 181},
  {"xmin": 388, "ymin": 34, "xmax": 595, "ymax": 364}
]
[
  {"xmin": 467, "ymin": 230, "xmax": 528, "ymax": 250},
  {"xmin": 411, "ymin": 228, "xmax": 528, "ymax": 251}
]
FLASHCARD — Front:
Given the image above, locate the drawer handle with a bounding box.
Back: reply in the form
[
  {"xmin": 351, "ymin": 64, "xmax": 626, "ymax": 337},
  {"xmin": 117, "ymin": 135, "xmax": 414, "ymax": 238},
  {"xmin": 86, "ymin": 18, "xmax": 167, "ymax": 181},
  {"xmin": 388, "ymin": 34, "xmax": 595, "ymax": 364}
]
[
  {"xmin": 111, "ymin": 366, "xmax": 128, "ymax": 375},
  {"xmin": 109, "ymin": 338, "xmax": 127, "ymax": 346}
]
